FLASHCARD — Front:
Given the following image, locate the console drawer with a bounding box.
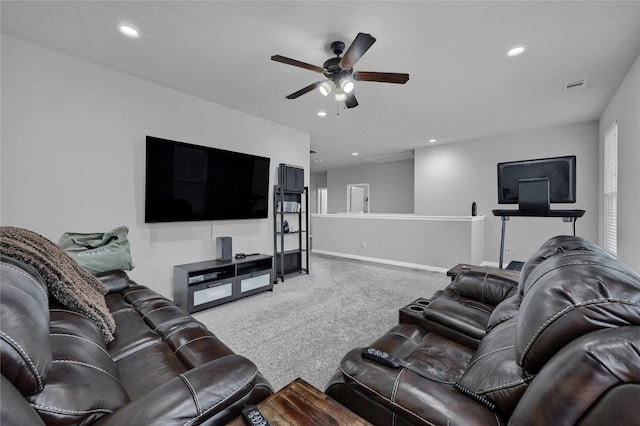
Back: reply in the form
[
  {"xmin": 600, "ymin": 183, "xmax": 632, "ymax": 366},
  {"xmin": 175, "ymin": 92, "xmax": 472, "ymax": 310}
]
[{"xmin": 239, "ymin": 270, "xmax": 272, "ymax": 294}]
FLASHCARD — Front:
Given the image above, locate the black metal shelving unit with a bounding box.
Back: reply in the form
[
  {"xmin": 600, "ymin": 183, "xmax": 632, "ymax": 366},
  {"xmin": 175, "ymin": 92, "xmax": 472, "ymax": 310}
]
[{"xmin": 273, "ymin": 185, "xmax": 309, "ymax": 282}]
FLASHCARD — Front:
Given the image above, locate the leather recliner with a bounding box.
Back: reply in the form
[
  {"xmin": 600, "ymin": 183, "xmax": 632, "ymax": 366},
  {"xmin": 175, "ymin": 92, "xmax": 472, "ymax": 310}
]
[
  {"xmin": 0, "ymin": 256, "xmax": 273, "ymax": 425},
  {"xmin": 325, "ymin": 236, "xmax": 640, "ymax": 425}
]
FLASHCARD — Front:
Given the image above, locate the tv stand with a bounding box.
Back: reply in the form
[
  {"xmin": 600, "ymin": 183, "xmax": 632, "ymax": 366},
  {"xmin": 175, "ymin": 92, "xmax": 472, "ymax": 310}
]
[
  {"xmin": 173, "ymin": 254, "xmax": 273, "ymax": 313},
  {"xmin": 492, "ymin": 209, "xmax": 585, "ymax": 269}
]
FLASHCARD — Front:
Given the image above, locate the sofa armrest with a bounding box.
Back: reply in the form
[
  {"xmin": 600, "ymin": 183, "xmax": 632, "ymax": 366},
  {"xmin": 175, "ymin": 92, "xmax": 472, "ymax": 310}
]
[
  {"xmin": 447, "ymin": 270, "xmax": 518, "ymax": 307},
  {"xmin": 0, "ymin": 376, "xmax": 46, "ymax": 426},
  {"xmin": 96, "ymin": 270, "xmax": 130, "ymax": 294},
  {"xmin": 95, "ymin": 355, "xmax": 272, "ymax": 425}
]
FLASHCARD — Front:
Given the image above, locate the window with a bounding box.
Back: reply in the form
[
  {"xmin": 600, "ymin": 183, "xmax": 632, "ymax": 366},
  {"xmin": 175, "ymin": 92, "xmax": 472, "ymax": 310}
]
[{"xmin": 603, "ymin": 122, "xmax": 618, "ymax": 256}]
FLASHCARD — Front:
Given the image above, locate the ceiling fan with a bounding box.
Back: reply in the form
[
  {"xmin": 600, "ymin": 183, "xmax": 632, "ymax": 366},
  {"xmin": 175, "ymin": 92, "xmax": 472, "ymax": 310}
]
[{"xmin": 271, "ymin": 32, "xmax": 409, "ymax": 109}]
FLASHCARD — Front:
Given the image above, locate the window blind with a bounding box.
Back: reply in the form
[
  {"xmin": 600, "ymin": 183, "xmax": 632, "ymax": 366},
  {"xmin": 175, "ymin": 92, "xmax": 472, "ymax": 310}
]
[{"xmin": 603, "ymin": 122, "xmax": 618, "ymax": 256}]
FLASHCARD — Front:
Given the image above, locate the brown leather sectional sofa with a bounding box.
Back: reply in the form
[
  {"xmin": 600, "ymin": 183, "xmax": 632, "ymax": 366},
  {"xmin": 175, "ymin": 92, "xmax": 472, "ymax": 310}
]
[
  {"xmin": 0, "ymin": 256, "xmax": 273, "ymax": 425},
  {"xmin": 3, "ymin": 231, "xmax": 638, "ymax": 425},
  {"xmin": 325, "ymin": 235, "xmax": 640, "ymax": 425}
]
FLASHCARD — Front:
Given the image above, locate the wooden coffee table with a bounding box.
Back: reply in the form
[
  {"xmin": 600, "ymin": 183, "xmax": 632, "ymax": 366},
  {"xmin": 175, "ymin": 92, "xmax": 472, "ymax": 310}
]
[{"xmin": 226, "ymin": 378, "xmax": 371, "ymax": 425}]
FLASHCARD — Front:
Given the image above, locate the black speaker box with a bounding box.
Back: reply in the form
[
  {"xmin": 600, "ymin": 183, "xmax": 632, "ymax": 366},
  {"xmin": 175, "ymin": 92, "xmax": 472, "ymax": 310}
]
[
  {"xmin": 216, "ymin": 236, "xmax": 232, "ymax": 261},
  {"xmin": 279, "ymin": 163, "xmax": 304, "ymax": 192}
]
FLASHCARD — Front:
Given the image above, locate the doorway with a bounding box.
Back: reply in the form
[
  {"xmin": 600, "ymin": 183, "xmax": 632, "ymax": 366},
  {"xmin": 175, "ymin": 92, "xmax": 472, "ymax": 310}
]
[
  {"xmin": 347, "ymin": 183, "xmax": 370, "ymax": 213},
  {"xmin": 317, "ymin": 188, "xmax": 328, "ymax": 214}
]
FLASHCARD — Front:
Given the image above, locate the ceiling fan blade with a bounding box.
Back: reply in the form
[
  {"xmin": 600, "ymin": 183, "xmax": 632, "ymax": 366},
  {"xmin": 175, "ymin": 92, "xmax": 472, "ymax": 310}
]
[
  {"xmin": 285, "ymin": 81, "xmax": 323, "ymax": 99},
  {"xmin": 345, "ymin": 93, "xmax": 359, "ymax": 109},
  {"xmin": 339, "ymin": 33, "xmax": 376, "ymax": 69},
  {"xmin": 271, "ymin": 55, "xmax": 324, "ymax": 73},
  {"xmin": 354, "ymin": 71, "xmax": 410, "ymax": 84}
]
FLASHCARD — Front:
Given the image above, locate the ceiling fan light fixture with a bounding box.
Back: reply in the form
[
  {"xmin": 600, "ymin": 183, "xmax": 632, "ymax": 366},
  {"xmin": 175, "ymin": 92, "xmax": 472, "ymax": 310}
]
[
  {"xmin": 335, "ymin": 87, "xmax": 347, "ymax": 102},
  {"xmin": 339, "ymin": 76, "xmax": 355, "ymax": 94},
  {"xmin": 319, "ymin": 80, "xmax": 334, "ymax": 96}
]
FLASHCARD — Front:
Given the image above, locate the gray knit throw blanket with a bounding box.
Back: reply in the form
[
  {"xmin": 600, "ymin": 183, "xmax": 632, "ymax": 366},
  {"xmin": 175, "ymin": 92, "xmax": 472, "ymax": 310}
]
[{"xmin": 0, "ymin": 226, "xmax": 116, "ymax": 342}]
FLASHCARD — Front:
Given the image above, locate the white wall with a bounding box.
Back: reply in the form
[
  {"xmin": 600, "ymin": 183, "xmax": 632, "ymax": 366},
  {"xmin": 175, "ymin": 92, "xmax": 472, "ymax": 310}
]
[
  {"xmin": 1, "ymin": 35, "xmax": 310, "ymax": 297},
  {"xmin": 414, "ymin": 121, "xmax": 599, "ymax": 265},
  {"xmin": 312, "ymin": 214, "xmax": 485, "ymax": 271},
  {"xmin": 325, "ymin": 159, "xmax": 414, "ymax": 214},
  {"xmin": 599, "ymin": 52, "xmax": 640, "ymax": 271}
]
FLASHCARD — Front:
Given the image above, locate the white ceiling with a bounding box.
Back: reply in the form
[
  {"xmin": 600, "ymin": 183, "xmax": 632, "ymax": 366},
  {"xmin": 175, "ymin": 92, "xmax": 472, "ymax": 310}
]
[{"xmin": 2, "ymin": 1, "xmax": 640, "ymax": 173}]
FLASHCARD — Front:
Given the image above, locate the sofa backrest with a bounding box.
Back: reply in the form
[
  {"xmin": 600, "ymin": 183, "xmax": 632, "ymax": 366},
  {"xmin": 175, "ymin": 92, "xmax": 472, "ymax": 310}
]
[
  {"xmin": 509, "ymin": 326, "xmax": 640, "ymax": 425},
  {"xmin": 460, "ymin": 241, "xmax": 640, "ymax": 421},
  {"xmin": 517, "ymin": 235, "xmax": 611, "ymax": 297},
  {"xmin": 1, "ymin": 257, "xmax": 130, "ymax": 426},
  {"xmin": 485, "ymin": 235, "xmax": 610, "ymax": 333},
  {"xmin": 516, "ymin": 250, "xmax": 640, "ymax": 373},
  {"xmin": 1, "ymin": 256, "xmax": 52, "ymax": 395}
]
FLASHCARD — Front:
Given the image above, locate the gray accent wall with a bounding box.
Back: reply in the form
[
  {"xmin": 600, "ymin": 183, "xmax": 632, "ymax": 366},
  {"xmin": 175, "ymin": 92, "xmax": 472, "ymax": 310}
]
[{"xmin": 324, "ymin": 159, "xmax": 414, "ymax": 214}]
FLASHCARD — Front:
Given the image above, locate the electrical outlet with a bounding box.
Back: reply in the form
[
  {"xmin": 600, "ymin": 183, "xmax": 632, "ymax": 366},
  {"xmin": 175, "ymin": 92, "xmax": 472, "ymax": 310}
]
[
  {"xmin": 505, "ymin": 247, "xmax": 517, "ymax": 254},
  {"xmin": 361, "ymin": 242, "xmax": 367, "ymax": 249}
]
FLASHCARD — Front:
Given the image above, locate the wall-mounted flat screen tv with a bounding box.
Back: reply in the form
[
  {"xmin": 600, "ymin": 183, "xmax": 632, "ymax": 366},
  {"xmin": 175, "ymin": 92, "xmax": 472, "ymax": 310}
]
[
  {"xmin": 145, "ymin": 136, "xmax": 270, "ymax": 222},
  {"xmin": 497, "ymin": 155, "xmax": 576, "ymax": 204}
]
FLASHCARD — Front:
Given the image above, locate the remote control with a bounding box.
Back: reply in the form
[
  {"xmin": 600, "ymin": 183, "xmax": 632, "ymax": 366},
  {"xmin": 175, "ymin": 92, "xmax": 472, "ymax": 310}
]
[
  {"xmin": 361, "ymin": 347, "xmax": 403, "ymax": 368},
  {"xmin": 241, "ymin": 405, "xmax": 269, "ymax": 426}
]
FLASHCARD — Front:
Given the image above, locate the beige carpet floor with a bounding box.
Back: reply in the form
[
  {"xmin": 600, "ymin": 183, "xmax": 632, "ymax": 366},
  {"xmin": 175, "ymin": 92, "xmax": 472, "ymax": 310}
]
[{"xmin": 193, "ymin": 254, "xmax": 450, "ymax": 392}]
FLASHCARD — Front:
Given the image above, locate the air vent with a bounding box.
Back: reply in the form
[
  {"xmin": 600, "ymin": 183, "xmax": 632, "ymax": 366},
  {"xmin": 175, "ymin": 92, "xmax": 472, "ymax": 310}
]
[
  {"xmin": 563, "ymin": 78, "xmax": 588, "ymax": 91},
  {"xmin": 366, "ymin": 151, "xmax": 414, "ymax": 164}
]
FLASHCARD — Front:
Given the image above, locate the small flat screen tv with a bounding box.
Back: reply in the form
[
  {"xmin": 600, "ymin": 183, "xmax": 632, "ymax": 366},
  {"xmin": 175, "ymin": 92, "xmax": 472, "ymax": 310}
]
[
  {"xmin": 145, "ymin": 136, "xmax": 270, "ymax": 222},
  {"xmin": 497, "ymin": 155, "xmax": 576, "ymax": 204}
]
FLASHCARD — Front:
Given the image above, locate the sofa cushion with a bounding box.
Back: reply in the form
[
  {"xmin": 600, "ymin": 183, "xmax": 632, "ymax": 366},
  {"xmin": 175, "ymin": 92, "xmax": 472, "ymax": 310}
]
[
  {"xmin": 422, "ymin": 296, "xmax": 492, "ymax": 341},
  {"xmin": 141, "ymin": 304, "xmax": 194, "ymax": 335},
  {"xmin": 27, "ymin": 321, "xmax": 129, "ymax": 425},
  {"xmin": 50, "ymin": 308, "xmax": 106, "ymax": 346},
  {"xmin": 116, "ymin": 342, "xmax": 188, "ymax": 400},
  {"xmin": 459, "ymin": 317, "xmax": 531, "ymax": 419},
  {"xmin": 96, "ymin": 269, "xmax": 131, "ymax": 294},
  {"xmin": 96, "ymin": 355, "xmax": 272, "ymax": 426},
  {"xmin": 486, "ymin": 293, "xmax": 520, "ymax": 331},
  {"xmin": 108, "ymin": 308, "xmax": 162, "ymax": 362},
  {"xmin": 166, "ymin": 325, "xmax": 235, "ymax": 368},
  {"xmin": 516, "ymin": 251, "xmax": 640, "ymax": 373},
  {"xmin": 331, "ymin": 324, "xmax": 500, "ymax": 425},
  {"xmin": 122, "ymin": 285, "xmax": 167, "ymax": 308}
]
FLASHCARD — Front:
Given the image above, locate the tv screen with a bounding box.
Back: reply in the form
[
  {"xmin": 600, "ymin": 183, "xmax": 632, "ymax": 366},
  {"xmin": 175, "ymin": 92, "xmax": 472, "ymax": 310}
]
[
  {"xmin": 497, "ymin": 155, "xmax": 576, "ymax": 204},
  {"xmin": 145, "ymin": 136, "xmax": 270, "ymax": 222}
]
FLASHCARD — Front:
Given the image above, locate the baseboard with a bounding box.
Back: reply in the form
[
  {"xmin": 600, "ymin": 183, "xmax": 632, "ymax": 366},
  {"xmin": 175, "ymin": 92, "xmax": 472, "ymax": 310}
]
[{"xmin": 311, "ymin": 249, "xmax": 449, "ymax": 274}]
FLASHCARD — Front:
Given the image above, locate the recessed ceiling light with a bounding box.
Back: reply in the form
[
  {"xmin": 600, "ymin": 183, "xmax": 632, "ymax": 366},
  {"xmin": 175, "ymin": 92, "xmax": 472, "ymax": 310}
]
[
  {"xmin": 352, "ymin": 152, "xmax": 359, "ymax": 156},
  {"xmin": 317, "ymin": 110, "xmax": 327, "ymax": 117},
  {"xmin": 119, "ymin": 25, "xmax": 139, "ymax": 38},
  {"xmin": 429, "ymin": 139, "xmax": 437, "ymax": 143},
  {"xmin": 505, "ymin": 45, "xmax": 527, "ymax": 57}
]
